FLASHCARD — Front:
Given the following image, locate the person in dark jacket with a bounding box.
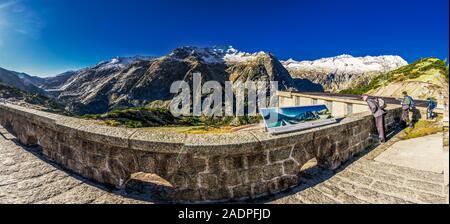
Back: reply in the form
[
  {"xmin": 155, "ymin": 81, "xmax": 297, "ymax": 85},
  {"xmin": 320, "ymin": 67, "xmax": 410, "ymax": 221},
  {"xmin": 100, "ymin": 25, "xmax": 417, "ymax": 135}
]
[
  {"xmin": 426, "ymin": 97, "xmax": 437, "ymax": 119},
  {"xmin": 362, "ymin": 94, "xmax": 386, "ymax": 143}
]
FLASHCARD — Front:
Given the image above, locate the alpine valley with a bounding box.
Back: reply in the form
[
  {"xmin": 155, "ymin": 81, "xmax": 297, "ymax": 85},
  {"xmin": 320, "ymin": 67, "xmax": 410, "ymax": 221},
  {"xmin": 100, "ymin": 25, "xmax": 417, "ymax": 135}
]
[{"xmin": 2, "ymin": 46, "xmax": 445, "ymax": 116}]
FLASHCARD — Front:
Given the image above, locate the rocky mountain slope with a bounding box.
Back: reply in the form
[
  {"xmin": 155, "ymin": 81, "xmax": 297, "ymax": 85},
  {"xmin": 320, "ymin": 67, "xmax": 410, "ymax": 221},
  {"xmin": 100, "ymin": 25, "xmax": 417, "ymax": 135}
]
[
  {"xmin": 352, "ymin": 58, "xmax": 448, "ymax": 100},
  {"xmin": 282, "ymin": 54, "xmax": 408, "ymax": 92},
  {"xmin": 0, "ymin": 67, "xmax": 43, "ymax": 94},
  {"xmin": 38, "ymin": 46, "xmax": 303, "ymax": 115}
]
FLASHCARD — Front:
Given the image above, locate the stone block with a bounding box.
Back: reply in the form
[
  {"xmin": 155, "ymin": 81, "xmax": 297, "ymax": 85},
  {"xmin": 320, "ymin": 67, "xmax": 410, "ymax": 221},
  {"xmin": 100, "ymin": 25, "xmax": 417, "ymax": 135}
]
[
  {"xmin": 105, "ymin": 158, "xmax": 130, "ymax": 183},
  {"xmin": 136, "ymin": 152, "xmax": 157, "ymax": 173},
  {"xmin": 224, "ymin": 155, "xmax": 246, "ymax": 170},
  {"xmin": 316, "ymin": 137, "xmax": 334, "ymax": 158},
  {"xmin": 169, "ymin": 173, "xmax": 188, "ymax": 189},
  {"xmin": 59, "ymin": 144, "xmax": 75, "ymax": 160},
  {"xmin": 114, "ymin": 149, "xmax": 139, "ymax": 173},
  {"xmin": 39, "ymin": 135, "xmax": 59, "ymax": 152},
  {"xmin": 219, "ymin": 170, "xmax": 246, "ymax": 187},
  {"xmin": 100, "ymin": 170, "xmax": 123, "ymax": 187},
  {"xmin": 252, "ymin": 181, "xmax": 274, "ymax": 196},
  {"xmin": 269, "ymin": 146, "xmax": 292, "ymax": 163},
  {"xmin": 262, "ymin": 163, "xmax": 284, "ymax": 180},
  {"xmin": 246, "ymin": 152, "xmax": 268, "ymax": 168},
  {"xmin": 277, "ymin": 175, "xmax": 298, "ymax": 191},
  {"xmin": 199, "ymin": 173, "xmax": 218, "ymax": 189},
  {"xmin": 199, "ymin": 187, "xmax": 231, "ymax": 201},
  {"xmin": 292, "ymin": 140, "xmax": 316, "ymax": 164},
  {"xmin": 85, "ymin": 153, "xmax": 107, "ymax": 169},
  {"xmin": 244, "ymin": 168, "xmax": 263, "ymax": 184},
  {"xmin": 66, "ymin": 159, "xmax": 85, "ymax": 175},
  {"xmin": 336, "ymin": 140, "xmax": 350, "ymax": 153},
  {"xmin": 207, "ymin": 156, "xmax": 225, "ymax": 173},
  {"xmin": 149, "ymin": 153, "xmax": 204, "ymax": 178},
  {"xmin": 283, "ymin": 159, "xmax": 299, "ymax": 175},
  {"xmin": 82, "ymin": 166, "xmax": 103, "ymax": 183},
  {"xmin": 232, "ymin": 185, "xmax": 252, "ymax": 199}
]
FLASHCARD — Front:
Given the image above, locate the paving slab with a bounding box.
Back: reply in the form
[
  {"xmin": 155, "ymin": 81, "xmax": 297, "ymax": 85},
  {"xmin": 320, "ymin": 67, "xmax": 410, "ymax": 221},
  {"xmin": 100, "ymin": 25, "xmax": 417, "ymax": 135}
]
[{"xmin": 374, "ymin": 134, "xmax": 444, "ymax": 174}]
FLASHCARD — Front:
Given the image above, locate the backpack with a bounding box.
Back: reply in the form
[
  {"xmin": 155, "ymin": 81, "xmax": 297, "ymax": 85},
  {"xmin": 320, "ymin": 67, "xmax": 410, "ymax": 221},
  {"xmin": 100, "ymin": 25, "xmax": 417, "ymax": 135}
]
[
  {"xmin": 429, "ymin": 100, "xmax": 437, "ymax": 109},
  {"xmin": 377, "ymin": 98, "xmax": 387, "ymax": 110},
  {"xmin": 408, "ymin": 96, "xmax": 415, "ymax": 110}
]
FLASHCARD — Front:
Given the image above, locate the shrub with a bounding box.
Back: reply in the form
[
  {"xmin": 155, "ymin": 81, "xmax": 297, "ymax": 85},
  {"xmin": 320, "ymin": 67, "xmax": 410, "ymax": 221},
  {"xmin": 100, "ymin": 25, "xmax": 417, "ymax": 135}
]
[
  {"xmin": 104, "ymin": 120, "xmax": 121, "ymax": 127},
  {"xmin": 126, "ymin": 120, "xmax": 143, "ymax": 128}
]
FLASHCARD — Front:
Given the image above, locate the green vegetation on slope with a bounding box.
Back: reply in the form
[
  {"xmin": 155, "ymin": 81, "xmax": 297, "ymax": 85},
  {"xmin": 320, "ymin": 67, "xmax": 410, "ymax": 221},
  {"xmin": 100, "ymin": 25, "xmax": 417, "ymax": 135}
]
[
  {"xmin": 402, "ymin": 117, "xmax": 442, "ymax": 140},
  {"xmin": 0, "ymin": 82, "xmax": 68, "ymax": 115},
  {"xmin": 82, "ymin": 106, "xmax": 262, "ymax": 128},
  {"xmin": 341, "ymin": 57, "xmax": 449, "ymax": 95}
]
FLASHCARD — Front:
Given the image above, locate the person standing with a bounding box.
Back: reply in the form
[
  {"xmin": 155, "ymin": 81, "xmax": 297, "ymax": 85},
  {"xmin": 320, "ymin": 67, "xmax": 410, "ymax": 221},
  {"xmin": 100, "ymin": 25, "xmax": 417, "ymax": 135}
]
[
  {"xmin": 401, "ymin": 91, "xmax": 415, "ymax": 128},
  {"xmin": 427, "ymin": 97, "xmax": 437, "ymax": 119},
  {"xmin": 362, "ymin": 94, "xmax": 386, "ymax": 143}
]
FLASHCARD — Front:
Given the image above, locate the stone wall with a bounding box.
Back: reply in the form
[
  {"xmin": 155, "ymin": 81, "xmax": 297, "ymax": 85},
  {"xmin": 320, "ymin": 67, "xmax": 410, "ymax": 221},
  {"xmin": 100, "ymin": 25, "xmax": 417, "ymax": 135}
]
[{"xmin": 0, "ymin": 103, "xmax": 402, "ymax": 202}]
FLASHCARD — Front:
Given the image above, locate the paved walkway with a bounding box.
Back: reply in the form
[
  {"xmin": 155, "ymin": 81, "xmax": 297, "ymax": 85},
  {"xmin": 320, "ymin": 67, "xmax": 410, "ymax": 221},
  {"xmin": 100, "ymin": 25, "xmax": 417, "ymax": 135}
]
[
  {"xmin": 375, "ymin": 134, "xmax": 444, "ymax": 173},
  {"xmin": 0, "ymin": 136, "xmax": 152, "ymax": 204},
  {"xmin": 0, "ymin": 129, "xmax": 448, "ymax": 204}
]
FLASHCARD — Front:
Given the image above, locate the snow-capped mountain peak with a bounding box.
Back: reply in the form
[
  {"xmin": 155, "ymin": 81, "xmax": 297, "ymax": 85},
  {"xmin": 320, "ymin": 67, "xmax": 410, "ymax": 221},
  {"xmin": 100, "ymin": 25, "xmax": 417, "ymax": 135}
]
[
  {"xmin": 282, "ymin": 54, "xmax": 408, "ymax": 75},
  {"xmin": 93, "ymin": 56, "xmax": 154, "ymax": 70},
  {"xmin": 168, "ymin": 46, "xmax": 269, "ymax": 64}
]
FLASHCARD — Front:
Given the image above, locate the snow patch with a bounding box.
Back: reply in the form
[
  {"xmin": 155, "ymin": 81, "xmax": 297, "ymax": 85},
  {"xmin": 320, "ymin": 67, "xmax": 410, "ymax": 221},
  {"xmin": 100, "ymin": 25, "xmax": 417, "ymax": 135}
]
[
  {"xmin": 94, "ymin": 56, "xmax": 154, "ymax": 70},
  {"xmin": 169, "ymin": 46, "xmax": 269, "ymax": 64}
]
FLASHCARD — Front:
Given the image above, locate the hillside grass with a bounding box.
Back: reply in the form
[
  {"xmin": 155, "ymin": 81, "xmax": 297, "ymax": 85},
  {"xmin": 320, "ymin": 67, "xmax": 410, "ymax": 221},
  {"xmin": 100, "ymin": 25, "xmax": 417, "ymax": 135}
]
[{"xmin": 340, "ymin": 57, "xmax": 449, "ymax": 95}]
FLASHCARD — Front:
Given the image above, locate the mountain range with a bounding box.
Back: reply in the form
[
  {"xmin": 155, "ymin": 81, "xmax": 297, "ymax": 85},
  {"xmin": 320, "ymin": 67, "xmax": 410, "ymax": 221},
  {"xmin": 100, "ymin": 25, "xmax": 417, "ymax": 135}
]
[
  {"xmin": 282, "ymin": 54, "xmax": 408, "ymax": 92},
  {"xmin": 0, "ymin": 46, "xmax": 414, "ymax": 115}
]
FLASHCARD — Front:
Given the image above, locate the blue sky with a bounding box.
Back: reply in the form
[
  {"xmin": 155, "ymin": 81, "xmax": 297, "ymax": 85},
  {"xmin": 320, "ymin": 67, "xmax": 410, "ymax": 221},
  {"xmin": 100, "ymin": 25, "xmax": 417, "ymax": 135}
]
[{"xmin": 0, "ymin": 0, "xmax": 448, "ymax": 77}]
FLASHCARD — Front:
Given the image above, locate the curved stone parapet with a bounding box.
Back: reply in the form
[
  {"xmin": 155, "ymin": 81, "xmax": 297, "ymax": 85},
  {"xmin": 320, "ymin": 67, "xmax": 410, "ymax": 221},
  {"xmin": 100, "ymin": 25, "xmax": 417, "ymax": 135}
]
[{"xmin": 0, "ymin": 103, "xmax": 402, "ymax": 202}]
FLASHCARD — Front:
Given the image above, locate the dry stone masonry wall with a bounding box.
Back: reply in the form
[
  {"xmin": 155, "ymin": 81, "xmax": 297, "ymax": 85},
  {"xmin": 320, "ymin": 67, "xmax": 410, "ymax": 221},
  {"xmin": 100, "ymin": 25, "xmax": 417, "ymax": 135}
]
[{"xmin": 0, "ymin": 103, "xmax": 402, "ymax": 202}]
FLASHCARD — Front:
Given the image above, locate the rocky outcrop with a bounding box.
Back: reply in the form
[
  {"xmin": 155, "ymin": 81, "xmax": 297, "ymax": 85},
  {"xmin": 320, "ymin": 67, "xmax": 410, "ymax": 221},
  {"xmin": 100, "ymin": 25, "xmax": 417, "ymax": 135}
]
[{"xmin": 282, "ymin": 55, "xmax": 408, "ymax": 92}]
